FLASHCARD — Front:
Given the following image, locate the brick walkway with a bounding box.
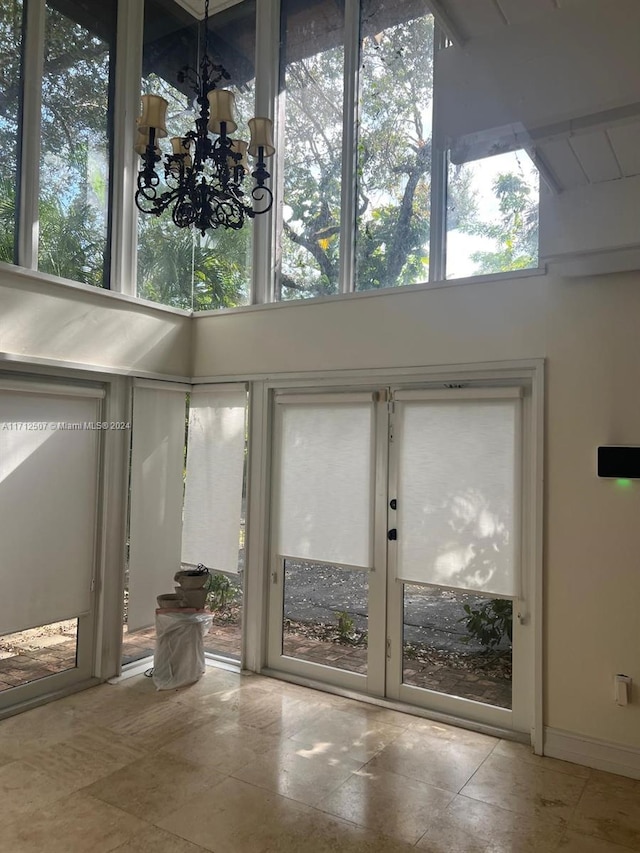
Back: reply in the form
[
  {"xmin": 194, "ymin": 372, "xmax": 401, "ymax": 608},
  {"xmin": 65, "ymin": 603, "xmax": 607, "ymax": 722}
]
[
  {"xmin": 122, "ymin": 619, "xmax": 242, "ymax": 665},
  {"xmin": 282, "ymin": 630, "xmax": 511, "ymax": 709},
  {"xmin": 0, "ymin": 641, "xmax": 77, "ymax": 691},
  {"xmin": 1, "ymin": 621, "xmax": 510, "ymax": 709},
  {"xmin": 0, "ymin": 619, "xmax": 241, "ymax": 693}
]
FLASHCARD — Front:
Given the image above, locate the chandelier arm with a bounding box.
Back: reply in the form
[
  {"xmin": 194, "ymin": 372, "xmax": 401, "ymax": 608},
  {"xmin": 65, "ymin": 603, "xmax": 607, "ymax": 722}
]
[
  {"xmin": 250, "ymin": 184, "xmax": 274, "ymax": 216},
  {"xmin": 135, "ymin": 179, "xmax": 189, "ymax": 217}
]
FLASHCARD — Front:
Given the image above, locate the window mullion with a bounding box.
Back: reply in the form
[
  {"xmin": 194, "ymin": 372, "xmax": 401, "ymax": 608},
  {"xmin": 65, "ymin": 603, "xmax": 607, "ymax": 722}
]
[
  {"xmin": 252, "ymin": 0, "xmax": 280, "ymax": 304},
  {"xmin": 338, "ymin": 0, "xmax": 360, "ymax": 295},
  {"xmin": 110, "ymin": 0, "xmax": 144, "ymax": 296},
  {"xmin": 18, "ymin": 0, "xmax": 45, "ymax": 271},
  {"xmin": 428, "ymin": 24, "xmax": 448, "ymax": 283}
]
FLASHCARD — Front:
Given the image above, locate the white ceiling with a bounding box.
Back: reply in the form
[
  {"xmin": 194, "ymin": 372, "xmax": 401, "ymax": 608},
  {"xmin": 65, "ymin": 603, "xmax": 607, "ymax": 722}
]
[
  {"xmin": 434, "ymin": 0, "xmax": 640, "ymax": 192},
  {"xmin": 174, "ymin": 0, "xmax": 640, "ymax": 192},
  {"xmin": 537, "ymin": 124, "xmax": 640, "ymax": 191},
  {"xmin": 439, "ymin": 0, "xmax": 563, "ymax": 40},
  {"xmin": 173, "ymin": 0, "xmax": 242, "ymax": 20}
]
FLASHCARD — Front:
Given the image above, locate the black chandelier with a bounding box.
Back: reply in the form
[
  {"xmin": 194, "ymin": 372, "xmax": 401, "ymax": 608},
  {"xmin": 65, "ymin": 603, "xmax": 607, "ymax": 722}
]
[{"xmin": 134, "ymin": 0, "xmax": 275, "ymax": 234}]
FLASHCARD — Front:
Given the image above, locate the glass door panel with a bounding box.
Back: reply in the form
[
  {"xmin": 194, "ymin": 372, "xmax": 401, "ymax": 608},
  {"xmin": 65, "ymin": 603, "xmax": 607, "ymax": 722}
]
[
  {"xmin": 402, "ymin": 584, "xmax": 512, "ymax": 709},
  {"xmin": 282, "ymin": 559, "xmax": 368, "ymax": 675},
  {"xmin": 0, "ymin": 618, "xmax": 78, "ymax": 692}
]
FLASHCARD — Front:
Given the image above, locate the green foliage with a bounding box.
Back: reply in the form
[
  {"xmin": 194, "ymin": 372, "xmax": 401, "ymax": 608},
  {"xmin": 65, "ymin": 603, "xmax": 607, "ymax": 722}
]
[
  {"xmin": 0, "ymin": 177, "xmax": 16, "ymax": 264},
  {"xmin": 460, "ymin": 599, "xmax": 513, "ymax": 650},
  {"xmin": 0, "ymin": 1, "xmax": 113, "ymax": 286},
  {"xmin": 206, "ymin": 572, "xmax": 233, "ymax": 611},
  {"xmin": 38, "ymin": 192, "xmax": 106, "ymax": 286},
  {"xmin": 466, "ymin": 170, "xmax": 539, "ymax": 275},
  {"xmin": 337, "ymin": 610, "xmax": 355, "ymax": 641},
  {"xmin": 137, "ymin": 215, "xmax": 249, "ymax": 310},
  {"xmin": 281, "ymin": 14, "xmax": 440, "ymax": 297}
]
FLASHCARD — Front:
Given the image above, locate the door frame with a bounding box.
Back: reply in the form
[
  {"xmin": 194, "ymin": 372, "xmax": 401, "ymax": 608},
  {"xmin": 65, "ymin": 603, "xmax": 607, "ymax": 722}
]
[
  {"xmin": 384, "ymin": 384, "xmax": 535, "ymax": 733},
  {"xmin": 0, "ymin": 365, "xmax": 130, "ymax": 718},
  {"xmin": 250, "ymin": 359, "xmax": 543, "ymax": 748}
]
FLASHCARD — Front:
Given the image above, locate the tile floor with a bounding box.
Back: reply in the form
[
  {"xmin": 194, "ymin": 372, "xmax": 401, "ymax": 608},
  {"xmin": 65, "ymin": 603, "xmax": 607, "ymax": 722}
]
[{"xmin": 0, "ymin": 669, "xmax": 639, "ymax": 852}]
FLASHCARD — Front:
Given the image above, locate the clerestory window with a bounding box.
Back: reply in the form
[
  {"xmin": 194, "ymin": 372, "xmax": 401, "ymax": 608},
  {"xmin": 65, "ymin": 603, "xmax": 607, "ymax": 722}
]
[
  {"xmin": 276, "ymin": 0, "xmax": 540, "ymax": 302},
  {"xmin": 1, "ymin": 0, "xmax": 540, "ymax": 306},
  {"xmin": 0, "ymin": 0, "xmax": 116, "ymax": 287}
]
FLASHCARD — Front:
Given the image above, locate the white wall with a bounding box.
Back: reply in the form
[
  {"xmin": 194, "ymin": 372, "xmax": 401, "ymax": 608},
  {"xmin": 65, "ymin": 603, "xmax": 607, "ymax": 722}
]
[
  {"xmin": 3, "ymin": 261, "xmax": 639, "ymax": 752},
  {"xmin": 192, "ymin": 275, "xmax": 548, "ymax": 375},
  {"xmin": 193, "ymin": 270, "xmax": 640, "ymax": 751},
  {"xmin": 0, "ymin": 265, "xmax": 191, "ymax": 378}
]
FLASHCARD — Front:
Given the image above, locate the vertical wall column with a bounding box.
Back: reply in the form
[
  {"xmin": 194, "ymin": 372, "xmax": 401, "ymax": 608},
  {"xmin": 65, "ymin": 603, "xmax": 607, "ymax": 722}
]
[
  {"xmin": 252, "ymin": 0, "xmax": 281, "ymax": 304},
  {"xmin": 110, "ymin": 0, "xmax": 144, "ymax": 296}
]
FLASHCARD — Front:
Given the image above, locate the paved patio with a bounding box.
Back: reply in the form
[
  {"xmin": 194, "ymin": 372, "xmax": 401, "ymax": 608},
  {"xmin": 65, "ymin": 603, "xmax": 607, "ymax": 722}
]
[
  {"xmin": 282, "ymin": 629, "xmax": 511, "ymax": 709},
  {"xmin": 1, "ymin": 610, "xmax": 510, "ymax": 709},
  {"xmin": 0, "ymin": 619, "xmax": 241, "ymax": 693}
]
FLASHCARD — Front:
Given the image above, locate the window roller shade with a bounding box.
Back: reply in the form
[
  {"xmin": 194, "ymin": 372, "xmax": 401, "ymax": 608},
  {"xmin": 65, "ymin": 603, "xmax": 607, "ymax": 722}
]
[
  {"xmin": 276, "ymin": 397, "xmax": 374, "ymax": 568},
  {"xmin": 181, "ymin": 386, "xmax": 247, "ymax": 573},
  {"xmin": 395, "ymin": 398, "xmax": 520, "ymax": 597},
  {"xmin": 0, "ymin": 385, "xmax": 101, "ymax": 635},
  {"xmin": 128, "ymin": 385, "xmax": 187, "ymax": 632}
]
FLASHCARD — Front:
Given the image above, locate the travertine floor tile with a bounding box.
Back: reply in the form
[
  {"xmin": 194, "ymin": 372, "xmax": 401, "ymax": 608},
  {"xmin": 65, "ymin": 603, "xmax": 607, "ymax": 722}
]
[
  {"xmin": 209, "ymin": 687, "xmax": 331, "ymax": 737},
  {"xmin": 0, "ymin": 792, "xmax": 148, "ymax": 853},
  {"xmin": 288, "ymin": 706, "xmax": 405, "ymax": 762},
  {"xmin": 112, "ymin": 824, "xmax": 210, "ymax": 852},
  {"xmin": 492, "ymin": 740, "xmax": 591, "ymax": 778},
  {"xmin": 84, "ymin": 751, "xmax": 226, "ymax": 823},
  {"xmin": 417, "ymin": 794, "xmax": 565, "ymax": 852},
  {"xmin": 232, "ymin": 736, "xmax": 366, "ymax": 806},
  {"xmin": 570, "ymin": 777, "xmax": 640, "ymax": 850},
  {"xmin": 317, "ymin": 765, "xmax": 455, "ymax": 844},
  {"xmin": 0, "ymin": 760, "xmax": 78, "ymax": 820},
  {"xmin": 155, "ymin": 775, "xmax": 415, "ymax": 853},
  {"xmin": 366, "ymin": 722, "xmax": 497, "ymax": 792},
  {"xmin": 104, "ymin": 697, "xmax": 217, "ymax": 749},
  {"xmin": 587, "ymin": 769, "xmax": 640, "ymax": 794},
  {"xmin": 21, "ymin": 725, "xmax": 146, "ymax": 789},
  {"xmin": 162, "ymin": 715, "xmax": 282, "ymax": 774},
  {"xmin": 0, "ymin": 701, "xmax": 92, "ymax": 760},
  {"xmin": 558, "ymin": 830, "xmax": 639, "ymax": 852},
  {"xmin": 461, "ymin": 752, "xmax": 586, "ymax": 824},
  {"xmin": 2, "ymin": 670, "xmax": 639, "ymax": 853}
]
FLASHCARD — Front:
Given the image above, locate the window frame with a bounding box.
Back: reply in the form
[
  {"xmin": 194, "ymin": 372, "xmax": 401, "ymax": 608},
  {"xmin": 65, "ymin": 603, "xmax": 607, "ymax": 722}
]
[
  {"xmin": 15, "ymin": 0, "xmax": 120, "ymax": 289},
  {"xmin": 7, "ymin": 0, "xmax": 542, "ymax": 308}
]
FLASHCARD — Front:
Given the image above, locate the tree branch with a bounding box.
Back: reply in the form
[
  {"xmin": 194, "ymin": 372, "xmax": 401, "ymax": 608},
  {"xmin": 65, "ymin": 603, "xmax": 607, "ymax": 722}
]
[
  {"xmin": 385, "ymin": 140, "xmax": 431, "ymax": 284},
  {"xmin": 283, "ymin": 220, "xmax": 337, "ymax": 286}
]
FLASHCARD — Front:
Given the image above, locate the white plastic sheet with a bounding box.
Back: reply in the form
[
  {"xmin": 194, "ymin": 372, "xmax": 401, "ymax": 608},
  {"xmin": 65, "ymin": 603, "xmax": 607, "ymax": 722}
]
[{"xmin": 153, "ymin": 611, "xmax": 213, "ymax": 690}]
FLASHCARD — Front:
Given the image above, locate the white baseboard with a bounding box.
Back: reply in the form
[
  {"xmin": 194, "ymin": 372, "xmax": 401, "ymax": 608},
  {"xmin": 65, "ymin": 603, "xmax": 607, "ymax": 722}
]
[{"xmin": 544, "ymin": 727, "xmax": 640, "ymax": 779}]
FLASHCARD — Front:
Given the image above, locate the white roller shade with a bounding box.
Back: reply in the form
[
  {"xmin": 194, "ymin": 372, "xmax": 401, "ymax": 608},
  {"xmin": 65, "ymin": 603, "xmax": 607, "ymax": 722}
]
[
  {"xmin": 0, "ymin": 383, "xmax": 102, "ymax": 635},
  {"xmin": 276, "ymin": 396, "xmax": 374, "ymax": 568},
  {"xmin": 181, "ymin": 385, "xmax": 247, "ymax": 573},
  {"xmin": 128, "ymin": 384, "xmax": 187, "ymax": 631},
  {"xmin": 395, "ymin": 396, "xmax": 520, "ymax": 597}
]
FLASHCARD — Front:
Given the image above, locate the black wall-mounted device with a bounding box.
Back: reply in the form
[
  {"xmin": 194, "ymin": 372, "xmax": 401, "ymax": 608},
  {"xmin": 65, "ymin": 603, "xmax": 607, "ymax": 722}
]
[{"xmin": 597, "ymin": 446, "xmax": 640, "ymax": 479}]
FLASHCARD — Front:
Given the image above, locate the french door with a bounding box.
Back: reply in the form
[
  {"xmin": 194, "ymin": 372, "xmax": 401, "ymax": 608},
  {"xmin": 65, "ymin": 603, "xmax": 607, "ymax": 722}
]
[
  {"xmin": 0, "ymin": 375, "xmax": 103, "ymax": 713},
  {"xmin": 266, "ymin": 379, "xmax": 539, "ymax": 735}
]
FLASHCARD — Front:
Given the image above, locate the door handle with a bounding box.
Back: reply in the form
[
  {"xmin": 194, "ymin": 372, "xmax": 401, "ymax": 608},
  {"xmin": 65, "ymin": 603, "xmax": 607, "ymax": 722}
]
[{"xmin": 387, "ymin": 528, "xmax": 397, "ymax": 541}]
